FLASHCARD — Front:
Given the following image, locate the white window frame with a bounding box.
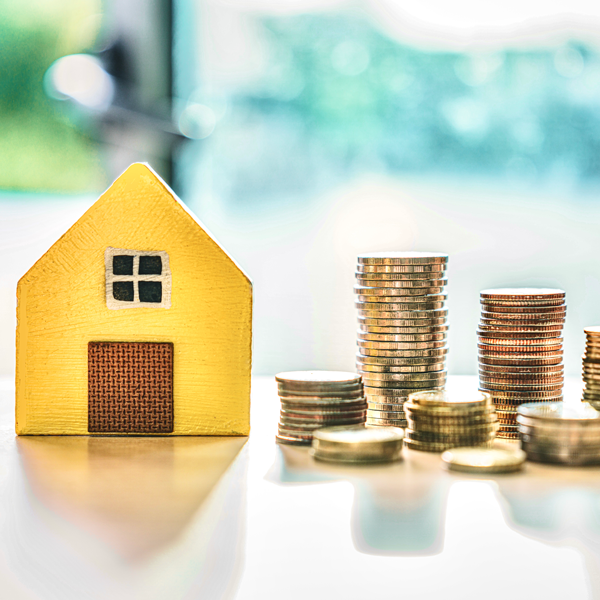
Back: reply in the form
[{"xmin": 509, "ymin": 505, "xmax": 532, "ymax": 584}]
[{"xmin": 105, "ymin": 247, "xmax": 172, "ymax": 310}]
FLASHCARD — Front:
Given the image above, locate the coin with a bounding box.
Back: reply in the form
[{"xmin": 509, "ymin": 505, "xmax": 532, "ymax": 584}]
[
  {"xmin": 357, "ymin": 369, "xmax": 446, "ymax": 380},
  {"xmin": 404, "ymin": 402, "xmax": 492, "ymax": 417},
  {"xmin": 478, "ymin": 355, "xmax": 564, "ymax": 367},
  {"xmin": 480, "ymin": 317, "xmax": 566, "ymax": 327},
  {"xmin": 365, "ymin": 386, "xmax": 430, "ymax": 397},
  {"xmin": 358, "ymin": 308, "xmax": 446, "ymax": 319},
  {"xmin": 477, "ymin": 336, "xmax": 563, "ymax": 346},
  {"xmin": 358, "ymin": 362, "xmax": 445, "ymax": 373},
  {"xmin": 368, "ymin": 402, "xmax": 407, "ymax": 411},
  {"xmin": 362, "ymin": 378, "xmax": 446, "ymax": 389},
  {"xmin": 359, "ymin": 324, "xmax": 449, "ymax": 335},
  {"xmin": 408, "ymin": 390, "xmax": 491, "ymax": 409},
  {"xmin": 480, "ymin": 382, "xmax": 563, "ymax": 393},
  {"xmin": 355, "ymin": 287, "xmax": 446, "ymax": 299},
  {"xmin": 478, "ymin": 323, "xmax": 564, "ymax": 333},
  {"xmin": 356, "ymin": 271, "xmax": 445, "ymax": 280},
  {"xmin": 357, "ymin": 252, "xmax": 448, "ymax": 265},
  {"xmin": 480, "ymin": 288, "xmax": 565, "ymax": 301},
  {"xmin": 358, "ymin": 340, "xmax": 447, "ymax": 350},
  {"xmin": 477, "ymin": 344, "xmax": 563, "ymax": 355},
  {"xmin": 357, "ymin": 331, "xmax": 447, "ymax": 342},
  {"xmin": 407, "ymin": 412, "xmax": 497, "ymax": 427},
  {"xmin": 278, "ymin": 389, "xmax": 364, "ymax": 399},
  {"xmin": 479, "ymin": 374, "xmax": 564, "ymax": 385},
  {"xmin": 357, "ymin": 264, "xmax": 446, "ymax": 274},
  {"xmin": 276, "ymin": 371, "xmax": 361, "ymax": 389},
  {"xmin": 481, "ymin": 388, "xmax": 563, "ymax": 399},
  {"xmin": 355, "ymin": 278, "xmax": 447, "ymax": 288},
  {"xmin": 357, "ymin": 353, "xmax": 448, "ymax": 366},
  {"xmin": 279, "ymin": 414, "xmax": 367, "ymax": 428},
  {"xmin": 280, "ymin": 409, "xmax": 367, "ymax": 422},
  {"xmin": 358, "ymin": 318, "xmax": 448, "ymax": 329},
  {"xmin": 366, "ymin": 416, "xmax": 408, "ymax": 427},
  {"xmin": 368, "ymin": 409, "xmax": 409, "ymax": 420},
  {"xmin": 481, "ymin": 304, "xmax": 567, "ymax": 314},
  {"xmin": 479, "ymin": 364, "xmax": 564, "ymax": 374},
  {"xmin": 276, "ymin": 434, "xmax": 312, "ymax": 446},
  {"xmin": 360, "ymin": 347, "xmax": 449, "ymax": 358},
  {"xmin": 311, "ymin": 425, "xmax": 404, "ymax": 463},
  {"xmin": 477, "ymin": 330, "xmax": 562, "ymax": 339},
  {"xmin": 356, "ymin": 297, "xmax": 446, "ymax": 307},
  {"xmin": 441, "ymin": 447, "xmax": 526, "ymax": 473},
  {"xmin": 481, "ymin": 299, "xmax": 566, "ymax": 307}
]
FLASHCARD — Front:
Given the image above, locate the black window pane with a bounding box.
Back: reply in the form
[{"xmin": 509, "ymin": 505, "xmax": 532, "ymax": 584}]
[
  {"xmin": 139, "ymin": 255, "xmax": 162, "ymax": 275},
  {"xmin": 113, "ymin": 255, "xmax": 134, "ymax": 275},
  {"xmin": 139, "ymin": 281, "xmax": 162, "ymax": 303},
  {"xmin": 113, "ymin": 281, "xmax": 134, "ymax": 302}
]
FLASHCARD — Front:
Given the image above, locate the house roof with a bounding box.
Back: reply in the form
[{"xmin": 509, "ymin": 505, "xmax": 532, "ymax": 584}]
[{"xmin": 19, "ymin": 163, "xmax": 251, "ymax": 285}]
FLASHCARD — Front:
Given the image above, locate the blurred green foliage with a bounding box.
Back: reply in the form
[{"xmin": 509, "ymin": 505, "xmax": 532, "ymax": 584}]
[{"xmin": 0, "ymin": 0, "xmax": 104, "ymax": 192}]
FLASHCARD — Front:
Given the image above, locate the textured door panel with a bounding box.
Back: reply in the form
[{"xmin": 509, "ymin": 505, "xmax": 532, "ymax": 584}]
[{"xmin": 88, "ymin": 342, "xmax": 173, "ymax": 433}]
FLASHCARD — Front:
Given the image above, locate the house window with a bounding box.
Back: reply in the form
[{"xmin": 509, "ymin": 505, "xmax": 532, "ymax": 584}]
[{"xmin": 105, "ymin": 247, "xmax": 171, "ymax": 309}]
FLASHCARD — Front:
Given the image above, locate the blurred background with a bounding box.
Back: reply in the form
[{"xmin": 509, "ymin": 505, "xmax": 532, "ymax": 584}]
[{"xmin": 1, "ymin": 0, "xmax": 600, "ymax": 377}]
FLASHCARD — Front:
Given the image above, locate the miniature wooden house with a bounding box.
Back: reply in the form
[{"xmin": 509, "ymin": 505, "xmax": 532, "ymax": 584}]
[{"xmin": 16, "ymin": 164, "xmax": 252, "ymax": 435}]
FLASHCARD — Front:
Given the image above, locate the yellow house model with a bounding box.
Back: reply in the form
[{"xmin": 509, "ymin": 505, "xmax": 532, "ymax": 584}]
[{"xmin": 16, "ymin": 163, "xmax": 252, "ymax": 436}]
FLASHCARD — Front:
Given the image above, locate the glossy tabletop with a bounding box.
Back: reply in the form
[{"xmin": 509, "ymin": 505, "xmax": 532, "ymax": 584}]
[{"xmin": 0, "ymin": 376, "xmax": 598, "ymax": 599}]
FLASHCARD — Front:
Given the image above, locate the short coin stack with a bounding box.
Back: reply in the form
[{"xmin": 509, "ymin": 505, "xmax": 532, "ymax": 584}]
[
  {"xmin": 582, "ymin": 326, "xmax": 600, "ymax": 410},
  {"xmin": 404, "ymin": 390, "xmax": 498, "ymax": 452},
  {"xmin": 355, "ymin": 252, "xmax": 449, "ymax": 429},
  {"xmin": 311, "ymin": 425, "xmax": 405, "ymax": 463},
  {"xmin": 275, "ymin": 371, "xmax": 367, "ymax": 445},
  {"xmin": 477, "ymin": 288, "xmax": 566, "ymax": 440},
  {"xmin": 517, "ymin": 402, "xmax": 600, "ymax": 465}
]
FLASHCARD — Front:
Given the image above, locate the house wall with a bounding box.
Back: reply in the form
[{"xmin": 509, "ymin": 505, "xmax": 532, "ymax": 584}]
[{"xmin": 16, "ymin": 164, "xmax": 252, "ymax": 435}]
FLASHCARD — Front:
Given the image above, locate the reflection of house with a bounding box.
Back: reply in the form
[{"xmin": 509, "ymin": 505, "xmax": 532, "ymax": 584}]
[{"xmin": 16, "ymin": 164, "xmax": 252, "ymax": 435}]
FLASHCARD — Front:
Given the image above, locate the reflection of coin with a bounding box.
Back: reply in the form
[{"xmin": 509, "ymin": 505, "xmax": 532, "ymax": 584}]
[
  {"xmin": 441, "ymin": 447, "xmax": 526, "ymax": 473},
  {"xmin": 358, "ymin": 252, "xmax": 448, "ymax": 265}
]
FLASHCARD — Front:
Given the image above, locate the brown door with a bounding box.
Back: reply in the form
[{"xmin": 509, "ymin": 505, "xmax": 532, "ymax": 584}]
[{"xmin": 88, "ymin": 342, "xmax": 173, "ymax": 433}]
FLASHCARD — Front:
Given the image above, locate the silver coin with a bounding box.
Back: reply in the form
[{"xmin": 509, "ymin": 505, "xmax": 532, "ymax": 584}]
[
  {"xmin": 355, "ymin": 278, "xmax": 447, "ymax": 288},
  {"xmin": 358, "ymin": 331, "xmax": 447, "ymax": 342},
  {"xmin": 358, "ymin": 370, "xmax": 446, "ymax": 382},
  {"xmin": 359, "ymin": 347, "xmax": 449, "ymax": 358},
  {"xmin": 359, "ymin": 324, "xmax": 448, "ymax": 334},
  {"xmin": 358, "ymin": 308, "xmax": 446, "ymax": 319},
  {"xmin": 358, "ymin": 362, "xmax": 445, "ymax": 373}
]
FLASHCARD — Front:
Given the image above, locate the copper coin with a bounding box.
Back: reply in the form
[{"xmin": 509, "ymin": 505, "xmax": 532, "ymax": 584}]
[{"xmin": 477, "ymin": 337, "xmax": 563, "ymax": 346}]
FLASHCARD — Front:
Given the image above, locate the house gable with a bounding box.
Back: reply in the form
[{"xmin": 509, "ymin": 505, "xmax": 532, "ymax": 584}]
[{"xmin": 16, "ymin": 164, "xmax": 252, "ymax": 435}]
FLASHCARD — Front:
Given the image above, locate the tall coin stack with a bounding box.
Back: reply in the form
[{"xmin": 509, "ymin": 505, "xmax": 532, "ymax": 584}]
[
  {"xmin": 275, "ymin": 371, "xmax": 367, "ymax": 445},
  {"xmin": 477, "ymin": 288, "xmax": 566, "ymax": 439},
  {"xmin": 355, "ymin": 252, "xmax": 449, "ymax": 428},
  {"xmin": 582, "ymin": 326, "xmax": 600, "ymax": 410}
]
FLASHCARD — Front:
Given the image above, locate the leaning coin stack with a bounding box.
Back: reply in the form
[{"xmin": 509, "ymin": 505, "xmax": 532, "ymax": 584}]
[
  {"xmin": 477, "ymin": 288, "xmax": 566, "ymax": 440},
  {"xmin": 355, "ymin": 252, "xmax": 449, "ymax": 429},
  {"xmin": 404, "ymin": 390, "xmax": 498, "ymax": 452},
  {"xmin": 517, "ymin": 402, "xmax": 600, "ymax": 465},
  {"xmin": 582, "ymin": 326, "xmax": 600, "ymax": 410},
  {"xmin": 275, "ymin": 371, "xmax": 367, "ymax": 445}
]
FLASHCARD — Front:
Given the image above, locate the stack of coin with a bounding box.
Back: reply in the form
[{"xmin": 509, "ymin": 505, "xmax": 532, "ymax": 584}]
[
  {"xmin": 311, "ymin": 425, "xmax": 404, "ymax": 463},
  {"xmin": 404, "ymin": 390, "xmax": 498, "ymax": 452},
  {"xmin": 477, "ymin": 288, "xmax": 566, "ymax": 440},
  {"xmin": 517, "ymin": 402, "xmax": 600, "ymax": 465},
  {"xmin": 582, "ymin": 326, "xmax": 600, "ymax": 410},
  {"xmin": 355, "ymin": 252, "xmax": 449, "ymax": 429},
  {"xmin": 275, "ymin": 371, "xmax": 367, "ymax": 445}
]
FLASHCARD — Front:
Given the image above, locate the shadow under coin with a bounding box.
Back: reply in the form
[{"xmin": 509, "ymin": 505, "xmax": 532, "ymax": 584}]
[
  {"xmin": 16, "ymin": 435, "xmax": 247, "ymax": 562},
  {"xmin": 266, "ymin": 444, "xmax": 450, "ymax": 556}
]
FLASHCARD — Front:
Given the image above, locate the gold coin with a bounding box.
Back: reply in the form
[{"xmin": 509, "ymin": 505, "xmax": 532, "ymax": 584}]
[
  {"xmin": 358, "ymin": 252, "xmax": 448, "ymax": 265},
  {"xmin": 366, "ymin": 417, "xmax": 408, "ymax": 427},
  {"xmin": 362, "ymin": 378, "xmax": 446, "ymax": 389},
  {"xmin": 311, "ymin": 424, "xmax": 404, "ymax": 451},
  {"xmin": 356, "ymin": 296, "xmax": 446, "ymax": 306},
  {"xmin": 356, "ymin": 270, "xmax": 445, "ymax": 280},
  {"xmin": 356, "ymin": 289, "xmax": 446, "ymax": 301},
  {"xmin": 358, "ymin": 370, "xmax": 446, "ymax": 382},
  {"xmin": 365, "ymin": 386, "xmax": 442, "ymax": 397},
  {"xmin": 368, "ymin": 402, "xmax": 407, "ymax": 411},
  {"xmin": 368, "ymin": 409, "xmax": 408, "ymax": 419}
]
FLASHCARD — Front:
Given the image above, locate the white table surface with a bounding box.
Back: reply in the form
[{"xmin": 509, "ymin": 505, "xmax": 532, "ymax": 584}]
[{"xmin": 0, "ymin": 375, "xmax": 598, "ymax": 600}]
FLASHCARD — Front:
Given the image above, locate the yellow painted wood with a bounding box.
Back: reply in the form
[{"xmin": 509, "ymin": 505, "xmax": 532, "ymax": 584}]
[{"xmin": 16, "ymin": 163, "xmax": 252, "ymax": 435}]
